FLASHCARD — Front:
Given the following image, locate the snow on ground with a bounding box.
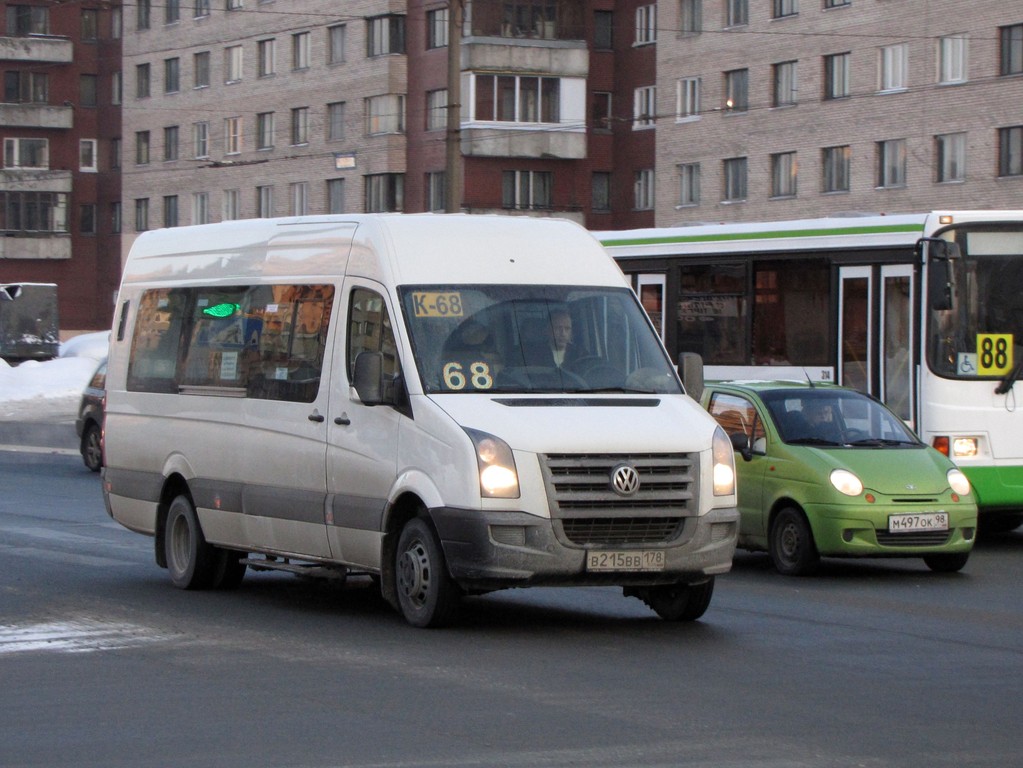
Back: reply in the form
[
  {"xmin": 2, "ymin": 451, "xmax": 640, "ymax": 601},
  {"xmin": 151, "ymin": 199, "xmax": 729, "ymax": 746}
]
[{"xmin": 0, "ymin": 332, "xmax": 109, "ymax": 422}]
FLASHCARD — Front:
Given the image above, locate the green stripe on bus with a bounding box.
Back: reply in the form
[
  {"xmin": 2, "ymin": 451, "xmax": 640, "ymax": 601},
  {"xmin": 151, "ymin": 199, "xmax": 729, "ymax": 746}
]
[{"xmin": 600, "ymin": 222, "xmax": 926, "ymax": 248}]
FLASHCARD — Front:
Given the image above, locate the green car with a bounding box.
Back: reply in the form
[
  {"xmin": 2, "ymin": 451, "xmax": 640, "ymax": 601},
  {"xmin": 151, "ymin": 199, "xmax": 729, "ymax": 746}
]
[{"xmin": 701, "ymin": 381, "xmax": 977, "ymax": 575}]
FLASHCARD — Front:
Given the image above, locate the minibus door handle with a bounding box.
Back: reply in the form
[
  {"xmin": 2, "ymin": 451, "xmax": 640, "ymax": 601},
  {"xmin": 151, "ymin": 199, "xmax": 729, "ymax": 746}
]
[
  {"xmin": 308, "ymin": 410, "xmax": 325, "ymax": 423},
  {"xmin": 334, "ymin": 413, "xmax": 351, "ymax": 426}
]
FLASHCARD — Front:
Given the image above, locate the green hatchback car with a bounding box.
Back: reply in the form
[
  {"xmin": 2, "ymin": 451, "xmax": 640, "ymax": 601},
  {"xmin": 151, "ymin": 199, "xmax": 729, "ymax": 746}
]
[{"xmin": 701, "ymin": 381, "xmax": 977, "ymax": 575}]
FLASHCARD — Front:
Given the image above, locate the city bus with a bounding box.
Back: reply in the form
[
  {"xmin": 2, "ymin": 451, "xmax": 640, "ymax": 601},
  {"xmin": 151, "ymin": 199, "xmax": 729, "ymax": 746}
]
[{"xmin": 598, "ymin": 211, "xmax": 1023, "ymax": 530}]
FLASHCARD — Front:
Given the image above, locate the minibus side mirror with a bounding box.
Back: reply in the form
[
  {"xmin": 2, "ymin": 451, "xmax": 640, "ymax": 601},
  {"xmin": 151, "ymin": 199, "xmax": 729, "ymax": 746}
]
[
  {"xmin": 353, "ymin": 351, "xmax": 384, "ymax": 405},
  {"xmin": 678, "ymin": 352, "xmax": 704, "ymax": 402}
]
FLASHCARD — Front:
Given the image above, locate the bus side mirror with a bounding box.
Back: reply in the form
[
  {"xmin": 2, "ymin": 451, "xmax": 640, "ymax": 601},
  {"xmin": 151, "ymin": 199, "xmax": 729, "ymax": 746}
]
[
  {"xmin": 678, "ymin": 352, "xmax": 704, "ymax": 402},
  {"xmin": 923, "ymin": 239, "xmax": 959, "ymax": 311},
  {"xmin": 353, "ymin": 351, "xmax": 383, "ymax": 405}
]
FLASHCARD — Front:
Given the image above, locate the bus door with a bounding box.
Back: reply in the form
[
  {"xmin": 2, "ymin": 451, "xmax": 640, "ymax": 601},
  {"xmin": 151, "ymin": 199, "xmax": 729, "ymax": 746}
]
[{"xmin": 838, "ymin": 265, "xmax": 915, "ymax": 424}]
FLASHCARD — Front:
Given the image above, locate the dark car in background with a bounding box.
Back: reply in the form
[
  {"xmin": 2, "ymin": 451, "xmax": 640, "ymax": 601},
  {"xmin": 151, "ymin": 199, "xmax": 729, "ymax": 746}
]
[{"xmin": 75, "ymin": 359, "xmax": 106, "ymax": 472}]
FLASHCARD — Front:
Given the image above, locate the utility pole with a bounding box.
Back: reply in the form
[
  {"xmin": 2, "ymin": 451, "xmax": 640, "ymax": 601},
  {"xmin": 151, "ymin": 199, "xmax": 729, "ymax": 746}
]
[{"xmin": 445, "ymin": 0, "xmax": 464, "ymax": 213}]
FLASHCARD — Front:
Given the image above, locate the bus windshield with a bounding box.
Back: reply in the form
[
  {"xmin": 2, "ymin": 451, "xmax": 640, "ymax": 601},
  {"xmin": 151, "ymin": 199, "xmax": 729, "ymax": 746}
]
[
  {"xmin": 927, "ymin": 226, "xmax": 1023, "ymax": 381},
  {"xmin": 398, "ymin": 284, "xmax": 683, "ymax": 395}
]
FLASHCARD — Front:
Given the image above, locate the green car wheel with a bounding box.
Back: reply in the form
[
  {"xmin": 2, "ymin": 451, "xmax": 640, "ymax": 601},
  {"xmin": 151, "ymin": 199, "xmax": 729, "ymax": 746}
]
[{"xmin": 770, "ymin": 507, "xmax": 820, "ymax": 576}]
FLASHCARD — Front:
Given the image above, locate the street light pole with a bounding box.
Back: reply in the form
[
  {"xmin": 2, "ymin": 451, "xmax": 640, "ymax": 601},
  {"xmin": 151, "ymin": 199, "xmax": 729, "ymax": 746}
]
[{"xmin": 445, "ymin": 0, "xmax": 464, "ymax": 213}]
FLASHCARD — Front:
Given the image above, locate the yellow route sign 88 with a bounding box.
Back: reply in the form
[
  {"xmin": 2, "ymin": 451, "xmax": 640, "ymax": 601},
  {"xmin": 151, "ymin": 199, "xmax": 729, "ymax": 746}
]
[{"xmin": 977, "ymin": 333, "xmax": 1014, "ymax": 376}]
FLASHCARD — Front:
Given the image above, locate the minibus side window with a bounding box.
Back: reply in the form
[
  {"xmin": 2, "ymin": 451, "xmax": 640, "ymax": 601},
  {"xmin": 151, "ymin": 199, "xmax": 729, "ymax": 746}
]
[
  {"xmin": 348, "ymin": 287, "xmax": 400, "ymax": 381},
  {"xmin": 127, "ymin": 288, "xmax": 189, "ymax": 393}
]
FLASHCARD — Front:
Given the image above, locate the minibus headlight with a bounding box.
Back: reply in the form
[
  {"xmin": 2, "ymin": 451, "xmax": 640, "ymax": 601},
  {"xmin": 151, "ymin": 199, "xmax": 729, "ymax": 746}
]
[
  {"xmin": 712, "ymin": 426, "xmax": 736, "ymax": 496},
  {"xmin": 947, "ymin": 468, "xmax": 971, "ymax": 496},
  {"xmin": 830, "ymin": 469, "xmax": 863, "ymax": 497},
  {"xmin": 465, "ymin": 429, "xmax": 520, "ymax": 499}
]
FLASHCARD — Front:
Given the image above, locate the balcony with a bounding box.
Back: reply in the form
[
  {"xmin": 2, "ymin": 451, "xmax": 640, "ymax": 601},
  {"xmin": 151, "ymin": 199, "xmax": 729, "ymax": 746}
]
[
  {"xmin": 467, "ymin": 0, "xmax": 585, "ymax": 42},
  {"xmin": 0, "ymin": 35, "xmax": 72, "ymax": 64},
  {"xmin": 0, "ymin": 103, "xmax": 73, "ymax": 129}
]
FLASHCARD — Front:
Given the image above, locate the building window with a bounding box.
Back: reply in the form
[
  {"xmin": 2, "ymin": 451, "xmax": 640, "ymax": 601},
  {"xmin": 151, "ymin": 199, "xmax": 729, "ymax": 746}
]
[
  {"xmin": 824, "ymin": 0, "xmax": 850, "ymax": 7},
  {"xmin": 256, "ymin": 112, "xmax": 274, "ymax": 150},
  {"xmin": 726, "ymin": 0, "xmax": 748, "ymax": 26},
  {"xmin": 0, "ymin": 191, "xmax": 67, "ymax": 233},
  {"xmin": 137, "ymin": 0, "xmax": 150, "ymax": 30},
  {"xmin": 772, "ymin": 0, "xmax": 797, "ymax": 19},
  {"xmin": 594, "ymin": 10, "xmax": 613, "ymax": 49},
  {"xmin": 1000, "ymin": 25, "xmax": 1023, "ymax": 76},
  {"xmin": 879, "ymin": 43, "xmax": 908, "ymax": 92},
  {"xmin": 257, "ymin": 39, "xmax": 275, "ymax": 77},
  {"xmin": 256, "ymin": 185, "xmax": 273, "ymax": 217},
  {"xmin": 194, "ymin": 52, "xmax": 210, "ymax": 88},
  {"xmin": 225, "ymin": 117, "xmax": 241, "ymax": 154},
  {"xmin": 634, "ymin": 169, "xmax": 654, "ymax": 210},
  {"xmin": 676, "ymin": 77, "xmax": 700, "ymax": 121},
  {"xmin": 164, "ymin": 58, "xmax": 180, "ymax": 93},
  {"xmin": 365, "ymin": 94, "xmax": 405, "ymax": 135},
  {"xmin": 193, "ymin": 121, "xmax": 209, "ymax": 158},
  {"xmin": 633, "ymin": 85, "xmax": 656, "ymax": 128},
  {"xmin": 135, "ymin": 198, "xmax": 149, "ymax": 232},
  {"xmin": 327, "ymin": 102, "xmax": 345, "ymax": 141},
  {"xmin": 81, "ymin": 9, "xmax": 99, "ymax": 40},
  {"xmin": 110, "ymin": 138, "xmax": 121, "ymax": 170},
  {"xmin": 110, "ymin": 202, "xmax": 121, "ymax": 234},
  {"xmin": 112, "ymin": 72, "xmax": 122, "ymax": 105},
  {"xmin": 135, "ymin": 131, "xmax": 150, "ymax": 165},
  {"xmin": 773, "ymin": 61, "xmax": 797, "ymax": 107},
  {"xmin": 4, "ymin": 138, "xmax": 48, "ymax": 169},
  {"xmin": 824, "ymin": 52, "xmax": 850, "ymax": 99},
  {"xmin": 226, "ymin": 0, "xmax": 242, "ymax": 10},
  {"xmin": 225, "ymin": 45, "xmax": 243, "ymax": 83},
  {"xmin": 291, "ymin": 107, "xmax": 309, "ymax": 145},
  {"xmin": 939, "ymin": 34, "xmax": 967, "ymax": 84},
  {"xmin": 724, "ymin": 69, "xmax": 748, "ymax": 112},
  {"xmin": 426, "ymin": 172, "xmax": 446, "ymax": 212},
  {"xmin": 80, "ymin": 139, "xmax": 98, "ymax": 172},
  {"xmin": 163, "ymin": 195, "xmax": 178, "ymax": 228},
  {"xmin": 502, "ymin": 170, "xmax": 552, "ymax": 210},
  {"xmin": 79, "ymin": 74, "xmax": 98, "ymax": 107},
  {"xmin": 935, "ymin": 132, "xmax": 966, "ymax": 182},
  {"xmin": 723, "ymin": 157, "xmax": 747, "ymax": 201},
  {"xmin": 427, "ymin": 9, "xmax": 448, "ymax": 49},
  {"xmin": 877, "ymin": 139, "xmax": 907, "ymax": 187},
  {"xmin": 771, "ymin": 152, "xmax": 797, "ymax": 197},
  {"xmin": 136, "ymin": 63, "xmax": 150, "ymax": 99},
  {"xmin": 368, "ymin": 15, "xmax": 406, "ymax": 56},
  {"xmin": 472, "ymin": 74, "xmax": 561, "ymax": 123},
  {"xmin": 194, "ymin": 0, "xmax": 210, "ymax": 18},
  {"xmin": 635, "ymin": 4, "xmax": 655, "ymax": 45},
  {"xmin": 678, "ymin": 162, "xmax": 700, "ymax": 206},
  {"xmin": 592, "ymin": 91, "xmax": 612, "ymax": 130},
  {"xmin": 998, "ymin": 126, "xmax": 1023, "ymax": 177},
  {"xmin": 80, "ymin": 204, "xmax": 97, "ymax": 234},
  {"xmin": 290, "ymin": 182, "xmax": 308, "ymax": 215},
  {"xmin": 426, "ymin": 89, "xmax": 447, "ymax": 131},
  {"xmin": 328, "ymin": 24, "xmax": 346, "ymax": 64},
  {"xmin": 164, "ymin": 0, "xmax": 179, "ymax": 24},
  {"xmin": 223, "ymin": 188, "xmax": 240, "ymax": 220},
  {"xmin": 365, "ymin": 174, "xmax": 405, "ymax": 212},
  {"xmin": 7, "ymin": 4, "xmax": 49, "ymax": 35},
  {"xmin": 192, "ymin": 192, "xmax": 209, "ymax": 225},
  {"xmin": 163, "ymin": 125, "xmax": 179, "ymax": 161},
  {"xmin": 292, "ymin": 31, "xmax": 311, "ymax": 70},
  {"xmin": 592, "ymin": 172, "xmax": 611, "ymax": 212},
  {"xmin": 822, "ymin": 145, "xmax": 851, "ymax": 192},
  {"xmin": 679, "ymin": 0, "xmax": 701, "ymax": 34},
  {"xmin": 327, "ymin": 179, "xmax": 345, "ymax": 214},
  {"xmin": 4, "ymin": 71, "xmax": 48, "ymax": 103}
]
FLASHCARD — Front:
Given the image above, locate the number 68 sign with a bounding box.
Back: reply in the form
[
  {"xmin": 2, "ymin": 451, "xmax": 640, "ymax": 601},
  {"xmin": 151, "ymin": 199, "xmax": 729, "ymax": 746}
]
[{"xmin": 977, "ymin": 333, "xmax": 1014, "ymax": 376}]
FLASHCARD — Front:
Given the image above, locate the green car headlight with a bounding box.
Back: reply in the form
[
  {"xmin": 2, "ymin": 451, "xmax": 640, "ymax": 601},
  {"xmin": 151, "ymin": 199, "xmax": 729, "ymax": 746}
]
[
  {"xmin": 947, "ymin": 468, "xmax": 971, "ymax": 496},
  {"xmin": 830, "ymin": 468, "xmax": 863, "ymax": 497}
]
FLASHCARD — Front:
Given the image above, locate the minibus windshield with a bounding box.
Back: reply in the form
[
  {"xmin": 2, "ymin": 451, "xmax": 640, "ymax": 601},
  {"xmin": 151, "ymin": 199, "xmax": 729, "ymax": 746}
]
[{"xmin": 399, "ymin": 284, "xmax": 682, "ymax": 395}]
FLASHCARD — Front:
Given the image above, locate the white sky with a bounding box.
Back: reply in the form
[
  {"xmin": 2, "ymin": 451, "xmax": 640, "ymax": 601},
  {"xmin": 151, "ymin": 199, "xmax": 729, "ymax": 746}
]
[{"xmin": 0, "ymin": 332, "xmax": 109, "ymax": 422}]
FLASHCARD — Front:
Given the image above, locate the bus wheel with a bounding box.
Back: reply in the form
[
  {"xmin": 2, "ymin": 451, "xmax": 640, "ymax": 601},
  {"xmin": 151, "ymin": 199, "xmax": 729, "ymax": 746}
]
[
  {"xmin": 628, "ymin": 577, "xmax": 715, "ymax": 621},
  {"xmin": 769, "ymin": 507, "xmax": 820, "ymax": 576},
  {"xmin": 165, "ymin": 494, "xmax": 219, "ymax": 590},
  {"xmin": 213, "ymin": 549, "xmax": 248, "ymax": 589},
  {"xmin": 923, "ymin": 552, "xmax": 969, "ymax": 573},
  {"xmin": 395, "ymin": 518, "xmax": 460, "ymax": 628}
]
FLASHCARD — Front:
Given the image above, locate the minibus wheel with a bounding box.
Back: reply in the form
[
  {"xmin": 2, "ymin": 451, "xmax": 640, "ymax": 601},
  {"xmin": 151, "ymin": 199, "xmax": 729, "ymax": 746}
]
[
  {"xmin": 395, "ymin": 518, "xmax": 460, "ymax": 628},
  {"xmin": 625, "ymin": 577, "xmax": 715, "ymax": 621},
  {"xmin": 165, "ymin": 494, "xmax": 219, "ymax": 590}
]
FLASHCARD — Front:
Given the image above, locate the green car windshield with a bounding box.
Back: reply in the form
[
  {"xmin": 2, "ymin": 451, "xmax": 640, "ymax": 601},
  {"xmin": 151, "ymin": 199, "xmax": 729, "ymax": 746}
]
[
  {"xmin": 761, "ymin": 389, "xmax": 921, "ymax": 448},
  {"xmin": 398, "ymin": 284, "xmax": 682, "ymax": 395}
]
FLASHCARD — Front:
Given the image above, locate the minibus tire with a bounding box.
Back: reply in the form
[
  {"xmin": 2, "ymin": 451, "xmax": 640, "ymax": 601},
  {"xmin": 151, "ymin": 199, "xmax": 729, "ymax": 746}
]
[
  {"xmin": 165, "ymin": 494, "xmax": 219, "ymax": 590},
  {"xmin": 629, "ymin": 578, "xmax": 715, "ymax": 621},
  {"xmin": 395, "ymin": 518, "xmax": 460, "ymax": 628}
]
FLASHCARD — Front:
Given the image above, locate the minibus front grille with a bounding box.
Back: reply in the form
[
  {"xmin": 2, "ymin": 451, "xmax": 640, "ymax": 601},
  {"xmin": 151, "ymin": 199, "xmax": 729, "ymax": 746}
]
[{"xmin": 541, "ymin": 453, "xmax": 697, "ymax": 544}]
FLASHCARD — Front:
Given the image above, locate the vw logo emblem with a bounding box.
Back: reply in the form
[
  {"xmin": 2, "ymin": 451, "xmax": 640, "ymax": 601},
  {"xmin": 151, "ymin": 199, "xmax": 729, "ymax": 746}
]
[{"xmin": 611, "ymin": 464, "xmax": 640, "ymax": 496}]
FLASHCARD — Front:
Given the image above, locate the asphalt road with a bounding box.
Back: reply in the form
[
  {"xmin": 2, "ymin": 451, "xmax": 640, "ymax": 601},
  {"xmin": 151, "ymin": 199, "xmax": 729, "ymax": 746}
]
[{"xmin": 2, "ymin": 447, "xmax": 1022, "ymax": 768}]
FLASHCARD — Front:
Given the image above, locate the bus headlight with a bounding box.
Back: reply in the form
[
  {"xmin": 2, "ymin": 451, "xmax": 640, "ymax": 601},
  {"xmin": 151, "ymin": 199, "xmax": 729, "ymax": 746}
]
[
  {"xmin": 712, "ymin": 426, "xmax": 736, "ymax": 496},
  {"xmin": 947, "ymin": 468, "xmax": 971, "ymax": 496},
  {"xmin": 952, "ymin": 438, "xmax": 978, "ymax": 458},
  {"xmin": 465, "ymin": 428, "xmax": 519, "ymax": 498},
  {"xmin": 830, "ymin": 469, "xmax": 863, "ymax": 497}
]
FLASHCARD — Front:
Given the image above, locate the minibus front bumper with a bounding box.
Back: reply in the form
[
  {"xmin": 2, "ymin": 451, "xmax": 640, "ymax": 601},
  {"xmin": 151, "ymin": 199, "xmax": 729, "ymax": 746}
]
[{"xmin": 429, "ymin": 506, "xmax": 739, "ymax": 591}]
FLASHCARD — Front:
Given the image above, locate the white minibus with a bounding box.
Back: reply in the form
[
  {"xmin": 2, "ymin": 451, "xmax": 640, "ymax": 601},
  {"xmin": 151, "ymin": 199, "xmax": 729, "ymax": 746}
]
[{"xmin": 103, "ymin": 214, "xmax": 738, "ymax": 627}]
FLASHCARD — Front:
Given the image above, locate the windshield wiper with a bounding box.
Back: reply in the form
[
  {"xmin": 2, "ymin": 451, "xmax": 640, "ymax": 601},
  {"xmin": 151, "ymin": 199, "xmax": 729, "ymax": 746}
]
[
  {"xmin": 785, "ymin": 437, "xmax": 843, "ymax": 446},
  {"xmin": 995, "ymin": 360, "xmax": 1023, "ymax": 395},
  {"xmin": 847, "ymin": 438, "xmax": 917, "ymax": 447}
]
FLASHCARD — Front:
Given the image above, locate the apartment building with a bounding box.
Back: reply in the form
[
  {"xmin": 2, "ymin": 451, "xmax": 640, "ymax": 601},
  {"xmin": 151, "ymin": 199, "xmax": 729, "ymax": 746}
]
[
  {"xmin": 0, "ymin": 1, "xmax": 122, "ymax": 334},
  {"xmin": 656, "ymin": 1, "xmax": 1023, "ymax": 224}
]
